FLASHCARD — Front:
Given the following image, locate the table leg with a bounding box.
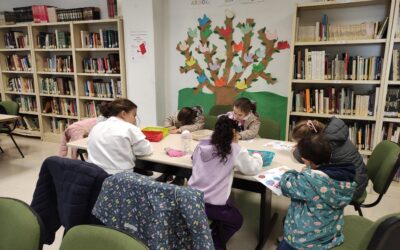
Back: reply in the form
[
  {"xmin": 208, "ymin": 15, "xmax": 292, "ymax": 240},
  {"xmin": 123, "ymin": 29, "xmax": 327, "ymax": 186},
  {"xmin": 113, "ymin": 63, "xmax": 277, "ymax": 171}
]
[{"xmin": 255, "ymin": 188, "xmax": 278, "ymax": 250}]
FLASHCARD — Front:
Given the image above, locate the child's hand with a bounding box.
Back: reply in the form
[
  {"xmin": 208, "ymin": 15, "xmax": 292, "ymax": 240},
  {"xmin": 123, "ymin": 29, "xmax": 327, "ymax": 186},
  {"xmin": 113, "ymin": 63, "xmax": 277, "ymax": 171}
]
[
  {"xmin": 167, "ymin": 126, "xmax": 177, "ymax": 131},
  {"xmin": 169, "ymin": 128, "xmax": 180, "ymax": 134}
]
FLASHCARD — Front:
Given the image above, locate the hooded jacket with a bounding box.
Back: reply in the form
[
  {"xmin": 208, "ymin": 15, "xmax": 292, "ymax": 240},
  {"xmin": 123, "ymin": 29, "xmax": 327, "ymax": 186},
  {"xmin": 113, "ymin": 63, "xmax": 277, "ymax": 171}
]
[
  {"xmin": 293, "ymin": 117, "xmax": 368, "ymax": 200},
  {"xmin": 280, "ymin": 163, "xmax": 356, "ymax": 249},
  {"xmin": 188, "ymin": 139, "xmax": 262, "ymax": 205}
]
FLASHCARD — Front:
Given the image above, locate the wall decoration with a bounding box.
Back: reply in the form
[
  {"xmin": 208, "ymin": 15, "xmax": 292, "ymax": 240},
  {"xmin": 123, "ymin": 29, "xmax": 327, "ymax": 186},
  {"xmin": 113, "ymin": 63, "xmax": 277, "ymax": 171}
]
[{"xmin": 176, "ymin": 10, "xmax": 289, "ymax": 105}]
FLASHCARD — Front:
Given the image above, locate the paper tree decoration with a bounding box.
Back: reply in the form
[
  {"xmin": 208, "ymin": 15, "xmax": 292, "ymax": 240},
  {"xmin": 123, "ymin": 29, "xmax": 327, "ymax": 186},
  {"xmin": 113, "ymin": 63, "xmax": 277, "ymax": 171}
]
[{"xmin": 177, "ymin": 11, "xmax": 290, "ymax": 105}]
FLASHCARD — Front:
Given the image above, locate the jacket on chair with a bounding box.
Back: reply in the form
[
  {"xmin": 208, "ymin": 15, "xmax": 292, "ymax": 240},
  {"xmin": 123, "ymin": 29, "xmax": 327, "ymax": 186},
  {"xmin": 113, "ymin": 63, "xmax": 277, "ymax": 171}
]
[
  {"xmin": 92, "ymin": 172, "xmax": 214, "ymax": 250},
  {"xmin": 30, "ymin": 156, "xmax": 110, "ymax": 244}
]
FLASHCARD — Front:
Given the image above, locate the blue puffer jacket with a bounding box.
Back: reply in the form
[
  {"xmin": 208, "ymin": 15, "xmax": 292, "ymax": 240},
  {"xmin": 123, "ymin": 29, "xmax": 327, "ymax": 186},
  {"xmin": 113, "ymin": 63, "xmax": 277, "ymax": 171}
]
[{"xmin": 31, "ymin": 156, "xmax": 110, "ymax": 244}]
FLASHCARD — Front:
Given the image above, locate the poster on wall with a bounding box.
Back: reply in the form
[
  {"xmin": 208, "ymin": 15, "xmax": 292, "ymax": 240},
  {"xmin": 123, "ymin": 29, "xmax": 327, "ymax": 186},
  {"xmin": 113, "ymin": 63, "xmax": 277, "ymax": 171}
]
[{"xmin": 129, "ymin": 31, "xmax": 149, "ymax": 63}]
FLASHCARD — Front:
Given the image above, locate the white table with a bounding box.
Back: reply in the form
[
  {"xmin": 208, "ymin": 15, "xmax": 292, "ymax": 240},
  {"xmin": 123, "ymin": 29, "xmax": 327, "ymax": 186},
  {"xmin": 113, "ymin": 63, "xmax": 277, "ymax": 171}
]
[
  {"xmin": 0, "ymin": 114, "xmax": 20, "ymax": 123},
  {"xmin": 0, "ymin": 114, "xmax": 21, "ymax": 155},
  {"xmin": 67, "ymin": 133, "xmax": 303, "ymax": 249}
]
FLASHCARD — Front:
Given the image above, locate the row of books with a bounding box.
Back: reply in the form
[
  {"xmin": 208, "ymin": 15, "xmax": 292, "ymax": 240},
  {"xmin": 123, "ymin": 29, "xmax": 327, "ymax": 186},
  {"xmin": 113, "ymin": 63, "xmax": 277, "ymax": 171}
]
[
  {"xmin": 348, "ymin": 122, "xmax": 376, "ymax": 151},
  {"xmin": 13, "ymin": 95, "xmax": 37, "ymax": 112},
  {"xmin": 297, "ymin": 16, "xmax": 389, "ymax": 42},
  {"xmin": 384, "ymin": 87, "xmax": 400, "ymax": 118},
  {"xmin": 83, "ymin": 100, "xmax": 103, "ymax": 117},
  {"xmin": 291, "ymin": 87, "xmax": 379, "ymax": 117},
  {"xmin": 42, "ymin": 55, "xmax": 73, "ymax": 73},
  {"xmin": 42, "ymin": 98, "xmax": 77, "ymax": 116},
  {"xmin": 6, "ymin": 54, "xmax": 32, "ymax": 72},
  {"xmin": 56, "ymin": 7, "xmax": 100, "ymax": 22},
  {"xmin": 391, "ymin": 49, "xmax": 400, "ymax": 81},
  {"xmin": 84, "ymin": 79, "xmax": 122, "ymax": 98},
  {"xmin": 40, "ymin": 77, "xmax": 75, "ymax": 96},
  {"xmin": 4, "ymin": 31, "xmax": 29, "ymax": 49},
  {"xmin": 107, "ymin": 0, "xmax": 119, "ymax": 18},
  {"xmin": 382, "ymin": 122, "xmax": 400, "ymax": 144},
  {"xmin": 80, "ymin": 30, "xmax": 119, "ymax": 48},
  {"xmin": 48, "ymin": 117, "xmax": 76, "ymax": 134},
  {"xmin": 16, "ymin": 116, "xmax": 40, "ymax": 131},
  {"xmin": 294, "ymin": 50, "xmax": 382, "ymax": 80},
  {"xmin": 32, "ymin": 5, "xmax": 57, "ymax": 23},
  {"xmin": 82, "ymin": 54, "xmax": 120, "ymax": 74},
  {"xmin": 36, "ymin": 31, "xmax": 71, "ymax": 49},
  {"xmin": 6, "ymin": 77, "xmax": 34, "ymax": 93}
]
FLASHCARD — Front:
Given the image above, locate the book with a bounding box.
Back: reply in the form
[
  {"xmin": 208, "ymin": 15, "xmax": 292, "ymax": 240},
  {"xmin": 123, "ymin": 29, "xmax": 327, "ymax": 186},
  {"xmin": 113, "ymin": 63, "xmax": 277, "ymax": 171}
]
[{"xmin": 253, "ymin": 166, "xmax": 291, "ymax": 195}]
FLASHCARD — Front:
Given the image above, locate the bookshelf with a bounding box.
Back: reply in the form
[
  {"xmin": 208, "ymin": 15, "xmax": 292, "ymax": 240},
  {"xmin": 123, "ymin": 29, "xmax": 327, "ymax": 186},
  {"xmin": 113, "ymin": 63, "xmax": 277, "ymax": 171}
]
[
  {"xmin": 0, "ymin": 18, "xmax": 126, "ymax": 142},
  {"xmin": 286, "ymin": 0, "xmax": 396, "ymax": 156},
  {"xmin": 381, "ymin": 0, "xmax": 400, "ymax": 146}
]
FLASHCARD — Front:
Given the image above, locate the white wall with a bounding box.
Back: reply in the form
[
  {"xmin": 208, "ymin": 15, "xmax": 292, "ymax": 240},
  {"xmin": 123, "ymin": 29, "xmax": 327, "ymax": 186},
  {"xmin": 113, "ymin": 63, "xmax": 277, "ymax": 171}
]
[{"xmin": 121, "ymin": 0, "xmax": 158, "ymax": 126}]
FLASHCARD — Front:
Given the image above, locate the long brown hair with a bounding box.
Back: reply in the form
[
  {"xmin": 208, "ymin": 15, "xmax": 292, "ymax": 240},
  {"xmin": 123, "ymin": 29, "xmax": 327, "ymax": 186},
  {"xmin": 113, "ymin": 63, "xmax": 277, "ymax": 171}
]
[{"xmin": 99, "ymin": 99, "xmax": 137, "ymax": 117}]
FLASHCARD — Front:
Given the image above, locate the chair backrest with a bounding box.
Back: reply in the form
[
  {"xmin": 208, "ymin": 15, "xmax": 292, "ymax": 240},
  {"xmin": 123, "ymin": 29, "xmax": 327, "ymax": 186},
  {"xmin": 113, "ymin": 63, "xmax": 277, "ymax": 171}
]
[
  {"xmin": 204, "ymin": 115, "xmax": 218, "ymax": 130},
  {"xmin": 367, "ymin": 140, "xmax": 400, "ymax": 194},
  {"xmin": 259, "ymin": 117, "xmax": 281, "ymax": 140},
  {"xmin": 0, "ymin": 101, "xmax": 19, "ymax": 115},
  {"xmin": 60, "ymin": 225, "xmax": 148, "ymax": 250},
  {"xmin": 0, "ymin": 197, "xmax": 43, "ymax": 250},
  {"xmin": 209, "ymin": 105, "xmax": 231, "ymax": 116},
  {"xmin": 361, "ymin": 213, "xmax": 400, "ymax": 250}
]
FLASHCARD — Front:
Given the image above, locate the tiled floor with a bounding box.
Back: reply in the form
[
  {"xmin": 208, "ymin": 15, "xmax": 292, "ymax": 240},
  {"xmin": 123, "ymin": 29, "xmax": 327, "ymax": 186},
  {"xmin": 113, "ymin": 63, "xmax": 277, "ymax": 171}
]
[{"xmin": 1, "ymin": 134, "xmax": 399, "ymax": 250}]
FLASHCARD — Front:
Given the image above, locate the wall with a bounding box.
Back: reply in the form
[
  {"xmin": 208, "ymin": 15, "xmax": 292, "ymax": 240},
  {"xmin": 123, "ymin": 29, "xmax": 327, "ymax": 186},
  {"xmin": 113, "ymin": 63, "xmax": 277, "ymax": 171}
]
[
  {"xmin": 162, "ymin": 0, "xmax": 317, "ymax": 118},
  {"xmin": 121, "ymin": 0, "xmax": 158, "ymax": 126}
]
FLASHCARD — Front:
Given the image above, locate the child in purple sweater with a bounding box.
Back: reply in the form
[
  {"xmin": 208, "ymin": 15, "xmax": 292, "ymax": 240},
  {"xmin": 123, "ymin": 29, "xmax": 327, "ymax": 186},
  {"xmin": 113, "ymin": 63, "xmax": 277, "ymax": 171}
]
[{"xmin": 188, "ymin": 115, "xmax": 263, "ymax": 249}]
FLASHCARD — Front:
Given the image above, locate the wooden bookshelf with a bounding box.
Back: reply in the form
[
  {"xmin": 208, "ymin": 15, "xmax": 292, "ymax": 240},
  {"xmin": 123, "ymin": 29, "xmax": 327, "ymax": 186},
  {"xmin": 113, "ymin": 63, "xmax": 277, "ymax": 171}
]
[
  {"xmin": 287, "ymin": 0, "xmax": 396, "ymax": 155},
  {"xmin": 0, "ymin": 18, "xmax": 126, "ymax": 141}
]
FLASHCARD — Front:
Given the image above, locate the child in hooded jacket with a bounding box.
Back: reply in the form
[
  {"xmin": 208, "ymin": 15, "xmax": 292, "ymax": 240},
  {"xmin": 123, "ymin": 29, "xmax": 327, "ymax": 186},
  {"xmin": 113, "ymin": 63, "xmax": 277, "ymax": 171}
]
[{"xmin": 278, "ymin": 134, "xmax": 356, "ymax": 250}]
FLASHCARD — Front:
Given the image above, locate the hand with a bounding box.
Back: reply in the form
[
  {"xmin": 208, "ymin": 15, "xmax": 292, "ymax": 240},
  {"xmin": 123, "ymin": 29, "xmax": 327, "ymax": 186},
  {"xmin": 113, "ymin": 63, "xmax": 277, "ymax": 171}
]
[
  {"xmin": 169, "ymin": 128, "xmax": 180, "ymax": 134},
  {"xmin": 167, "ymin": 126, "xmax": 177, "ymax": 131},
  {"xmin": 233, "ymin": 132, "xmax": 240, "ymax": 143}
]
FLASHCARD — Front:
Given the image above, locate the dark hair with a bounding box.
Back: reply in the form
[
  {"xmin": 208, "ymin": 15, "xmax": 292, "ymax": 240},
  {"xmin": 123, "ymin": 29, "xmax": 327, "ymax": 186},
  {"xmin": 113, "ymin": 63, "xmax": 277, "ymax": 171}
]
[
  {"xmin": 234, "ymin": 97, "xmax": 257, "ymax": 115},
  {"xmin": 99, "ymin": 99, "xmax": 137, "ymax": 118},
  {"xmin": 177, "ymin": 107, "xmax": 197, "ymax": 126},
  {"xmin": 297, "ymin": 134, "xmax": 332, "ymax": 165},
  {"xmin": 211, "ymin": 115, "xmax": 240, "ymax": 163}
]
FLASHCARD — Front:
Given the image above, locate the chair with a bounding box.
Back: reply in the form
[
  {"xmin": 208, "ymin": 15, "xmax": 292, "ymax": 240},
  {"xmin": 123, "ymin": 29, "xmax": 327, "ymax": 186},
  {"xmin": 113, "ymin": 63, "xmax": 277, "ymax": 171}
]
[
  {"xmin": 0, "ymin": 101, "xmax": 24, "ymax": 157},
  {"xmin": 209, "ymin": 105, "xmax": 232, "ymax": 116},
  {"xmin": 352, "ymin": 140, "xmax": 400, "ymax": 216},
  {"xmin": 204, "ymin": 115, "xmax": 218, "ymax": 130},
  {"xmin": 208, "ymin": 219, "xmax": 227, "ymax": 250},
  {"xmin": 259, "ymin": 117, "xmax": 280, "ymax": 140},
  {"xmin": 332, "ymin": 213, "xmax": 400, "ymax": 250},
  {"xmin": 0, "ymin": 197, "xmax": 43, "ymax": 250},
  {"xmin": 59, "ymin": 225, "xmax": 148, "ymax": 250}
]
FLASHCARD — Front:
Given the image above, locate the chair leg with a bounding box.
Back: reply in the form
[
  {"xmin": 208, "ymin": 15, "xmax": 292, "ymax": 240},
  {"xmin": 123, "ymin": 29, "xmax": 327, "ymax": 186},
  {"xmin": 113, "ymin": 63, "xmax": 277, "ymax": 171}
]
[
  {"xmin": 354, "ymin": 204, "xmax": 363, "ymax": 217},
  {"xmin": 8, "ymin": 133, "xmax": 24, "ymax": 158},
  {"xmin": 0, "ymin": 146, "xmax": 3, "ymax": 153}
]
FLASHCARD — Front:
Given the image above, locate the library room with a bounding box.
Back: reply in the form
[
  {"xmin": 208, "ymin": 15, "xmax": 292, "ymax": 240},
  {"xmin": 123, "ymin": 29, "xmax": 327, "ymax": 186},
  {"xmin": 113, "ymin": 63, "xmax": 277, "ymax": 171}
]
[{"xmin": 0, "ymin": 0, "xmax": 399, "ymax": 249}]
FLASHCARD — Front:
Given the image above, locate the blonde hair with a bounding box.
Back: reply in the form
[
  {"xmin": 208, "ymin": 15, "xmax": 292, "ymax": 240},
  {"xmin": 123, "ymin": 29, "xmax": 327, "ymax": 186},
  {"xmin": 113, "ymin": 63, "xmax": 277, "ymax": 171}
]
[{"xmin": 291, "ymin": 119, "xmax": 326, "ymax": 142}]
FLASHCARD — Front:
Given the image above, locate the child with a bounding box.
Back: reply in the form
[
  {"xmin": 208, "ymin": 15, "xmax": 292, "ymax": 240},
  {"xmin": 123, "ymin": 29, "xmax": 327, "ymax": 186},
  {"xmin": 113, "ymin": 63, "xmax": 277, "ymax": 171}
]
[
  {"xmin": 291, "ymin": 117, "xmax": 367, "ymax": 201},
  {"xmin": 278, "ymin": 134, "xmax": 356, "ymax": 250},
  {"xmin": 87, "ymin": 99, "xmax": 152, "ymax": 174},
  {"xmin": 59, "ymin": 112, "xmax": 107, "ymax": 160},
  {"xmin": 165, "ymin": 106, "xmax": 205, "ymax": 133},
  {"xmin": 188, "ymin": 115, "xmax": 263, "ymax": 249},
  {"xmin": 226, "ymin": 97, "xmax": 260, "ymax": 140}
]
